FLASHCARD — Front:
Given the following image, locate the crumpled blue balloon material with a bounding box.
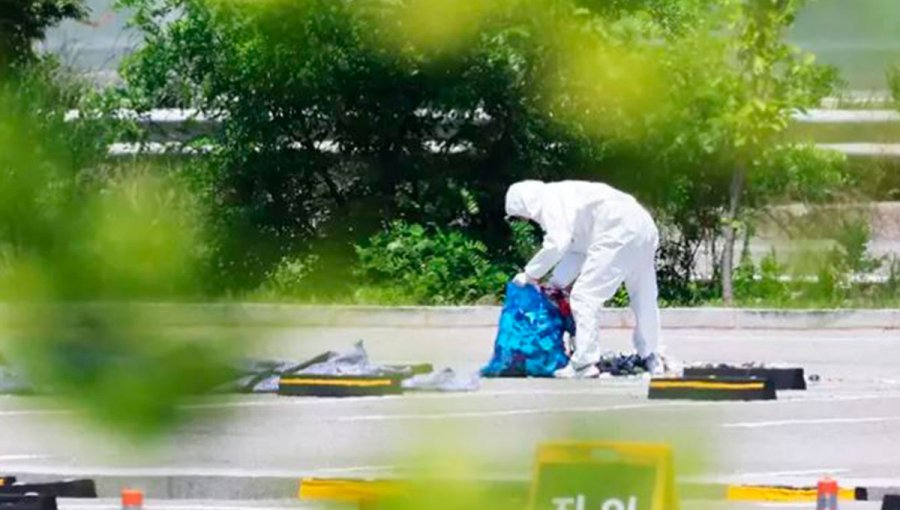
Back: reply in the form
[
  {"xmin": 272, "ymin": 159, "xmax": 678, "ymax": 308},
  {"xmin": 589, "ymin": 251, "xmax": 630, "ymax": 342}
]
[{"xmin": 481, "ymin": 282, "xmax": 573, "ymax": 378}]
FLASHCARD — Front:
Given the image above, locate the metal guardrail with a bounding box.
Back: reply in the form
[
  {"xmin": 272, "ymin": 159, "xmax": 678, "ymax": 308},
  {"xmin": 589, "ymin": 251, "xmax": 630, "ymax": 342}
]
[
  {"xmin": 68, "ymin": 108, "xmax": 900, "ymax": 158},
  {"xmin": 794, "ymin": 109, "xmax": 900, "ymax": 123},
  {"xmin": 818, "ymin": 143, "xmax": 900, "ymax": 157},
  {"xmin": 69, "ymin": 107, "xmax": 900, "ymax": 125}
]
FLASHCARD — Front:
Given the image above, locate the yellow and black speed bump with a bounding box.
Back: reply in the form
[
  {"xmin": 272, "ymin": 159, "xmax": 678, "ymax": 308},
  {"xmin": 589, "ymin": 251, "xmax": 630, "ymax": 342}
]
[
  {"xmin": 299, "ymin": 478, "xmax": 403, "ymax": 502},
  {"xmin": 881, "ymin": 494, "xmax": 900, "ymax": 509},
  {"xmin": 298, "ymin": 478, "xmax": 528, "ymax": 507},
  {"xmin": 725, "ymin": 484, "xmax": 857, "ymax": 502},
  {"xmin": 278, "ymin": 375, "xmax": 403, "ymax": 397},
  {"xmin": 684, "ymin": 365, "xmax": 806, "ymax": 390},
  {"xmin": 648, "ymin": 376, "xmax": 776, "ymax": 401},
  {"xmin": 0, "ymin": 478, "xmax": 14, "ymax": 488}
]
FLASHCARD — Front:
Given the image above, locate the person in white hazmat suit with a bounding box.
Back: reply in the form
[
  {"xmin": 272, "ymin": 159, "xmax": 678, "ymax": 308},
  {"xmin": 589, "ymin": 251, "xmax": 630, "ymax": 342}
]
[{"xmin": 505, "ymin": 180, "xmax": 668, "ymax": 378}]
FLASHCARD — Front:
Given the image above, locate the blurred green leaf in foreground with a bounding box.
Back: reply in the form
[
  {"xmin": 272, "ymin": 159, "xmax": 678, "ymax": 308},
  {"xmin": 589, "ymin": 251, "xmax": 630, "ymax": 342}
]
[{"xmin": 0, "ymin": 65, "xmax": 237, "ymax": 438}]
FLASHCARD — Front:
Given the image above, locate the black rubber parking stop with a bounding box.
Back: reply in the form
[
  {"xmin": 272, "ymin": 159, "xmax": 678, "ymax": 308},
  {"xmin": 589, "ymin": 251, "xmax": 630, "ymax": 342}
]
[
  {"xmin": 882, "ymin": 494, "xmax": 900, "ymax": 510},
  {"xmin": 278, "ymin": 375, "xmax": 403, "ymax": 397},
  {"xmin": 648, "ymin": 376, "xmax": 776, "ymax": 401},
  {"xmin": 0, "ymin": 480, "xmax": 96, "ymax": 498},
  {"xmin": 0, "ymin": 494, "xmax": 57, "ymax": 510},
  {"xmin": 684, "ymin": 365, "xmax": 806, "ymax": 390}
]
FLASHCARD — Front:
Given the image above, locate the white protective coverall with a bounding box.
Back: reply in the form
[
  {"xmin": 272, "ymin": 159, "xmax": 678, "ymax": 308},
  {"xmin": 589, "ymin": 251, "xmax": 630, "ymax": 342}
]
[{"xmin": 505, "ymin": 180, "xmax": 661, "ymax": 368}]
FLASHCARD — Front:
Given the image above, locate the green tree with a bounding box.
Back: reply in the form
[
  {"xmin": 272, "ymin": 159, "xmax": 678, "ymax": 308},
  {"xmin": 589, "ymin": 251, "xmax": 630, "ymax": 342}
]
[
  {"xmin": 0, "ymin": 7, "xmax": 233, "ymax": 435},
  {"xmin": 890, "ymin": 64, "xmax": 900, "ymax": 107},
  {"xmin": 118, "ymin": 0, "xmax": 584, "ymax": 292},
  {"xmin": 716, "ymin": 0, "xmax": 837, "ymax": 304},
  {"xmin": 118, "ymin": 0, "xmax": 844, "ymax": 303},
  {"xmin": 576, "ymin": 0, "xmax": 839, "ymax": 303},
  {"xmin": 0, "ymin": 0, "xmax": 87, "ymax": 70},
  {"xmin": 0, "ymin": 66, "xmax": 234, "ymax": 436},
  {"xmin": 520, "ymin": 0, "xmax": 840, "ymax": 302}
]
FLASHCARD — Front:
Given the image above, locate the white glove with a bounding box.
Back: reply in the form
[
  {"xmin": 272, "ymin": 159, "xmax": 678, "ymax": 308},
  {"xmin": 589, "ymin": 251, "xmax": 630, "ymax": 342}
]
[{"xmin": 513, "ymin": 272, "xmax": 536, "ymax": 287}]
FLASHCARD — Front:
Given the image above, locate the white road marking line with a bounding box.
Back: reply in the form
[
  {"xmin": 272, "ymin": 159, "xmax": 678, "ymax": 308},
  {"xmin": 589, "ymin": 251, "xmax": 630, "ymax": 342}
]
[
  {"xmin": 0, "ymin": 466, "xmax": 309, "ymax": 478},
  {"xmin": 182, "ymin": 390, "xmax": 900, "ymax": 414},
  {"xmin": 0, "ymin": 409, "xmax": 71, "ymax": 417},
  {"xmin": 336, "ymin": 402, "xmax": 695, "ymax": 422},
  {"xmin": 10, "ymin": 387, "xmax": 900, "ymax": 419},
  {"xmin": 15, "ymin": 387, "xmax": 639, "ymax": 414},
  {"xmin": 308, "ymin": 464, "xmax": 399, "ymax": 475},
  {"xmin": 0, "ymin": 454, "xmax": 55, "ymax": 461},
  {"xmin": 731, "ymin": 468, "xmax": 850, "ymax": 478},
  {"xmin": 723, "ymin": 392, "xmax": 900, "ymax": 406},
  {"xmin": 182, "ymin": 387, "xmax": 646, "ymax": 410},
  {"xmin": 326, "ymin": 391, "xmax": 900, "ymax": 423},
  {"xmin": 723, "ymin": 416, "xmax": 900, "ymax": 429}
]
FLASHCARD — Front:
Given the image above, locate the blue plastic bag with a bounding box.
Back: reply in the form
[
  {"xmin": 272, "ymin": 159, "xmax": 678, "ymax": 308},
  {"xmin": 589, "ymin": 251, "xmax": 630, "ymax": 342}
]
[{"xmin": 481, "ymin": 282, "xmax": 572, "ymax": 378}]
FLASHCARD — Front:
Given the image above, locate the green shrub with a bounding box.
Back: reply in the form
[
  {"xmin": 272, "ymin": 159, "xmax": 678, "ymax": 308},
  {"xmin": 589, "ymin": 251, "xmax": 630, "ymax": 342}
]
[
  {"xmin": 802, "ymin": 218, "xmax": 882, "ymax": 304},
  {"xmin": 508, "ymin": 219, "xmax": 541, "ymax": 267},
  {"xmin": 734, "ymin": 249, "xmax": 790, "ymax": 305},
  {"xmin": 355, "ymin": 222, "xmax": 510, "ymax": 305},
  {"xmin": 0, "ymin": 0, "xmax": 86, "ymax": 70},
  {"xmin": 252, "ymin": 254, "xmax": 320, "ymax": 300},
  {"xmin": 889, "ymin": 64, "xmax": 900, "ymax": 107}
]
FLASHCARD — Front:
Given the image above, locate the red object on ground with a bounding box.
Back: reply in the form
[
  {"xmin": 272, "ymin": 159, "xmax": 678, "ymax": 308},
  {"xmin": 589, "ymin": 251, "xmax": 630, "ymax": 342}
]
[
  {"xmin": 121, "ymin": 489, "xmax": 144, "ymax": 509},
  {"xmin": 817, "ymin": 478, "xmax": 838, "ymax": 510}
]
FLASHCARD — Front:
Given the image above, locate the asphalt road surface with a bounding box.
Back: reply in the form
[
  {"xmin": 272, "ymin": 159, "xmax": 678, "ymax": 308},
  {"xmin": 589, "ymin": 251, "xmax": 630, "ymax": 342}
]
[{"xmin": 1, "ymin": 326, "xmax": 899, "ymax": 507}]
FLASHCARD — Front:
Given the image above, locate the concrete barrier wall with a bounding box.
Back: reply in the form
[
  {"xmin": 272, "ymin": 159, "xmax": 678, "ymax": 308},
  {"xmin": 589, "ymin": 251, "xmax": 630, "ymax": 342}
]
[
  {"xmin": 2, "ymin": 303, "xmax": 898, "ymax": 329},
  {"xmin": 4, "ymin": 303, "xmax": 893, "ymax": 329}
]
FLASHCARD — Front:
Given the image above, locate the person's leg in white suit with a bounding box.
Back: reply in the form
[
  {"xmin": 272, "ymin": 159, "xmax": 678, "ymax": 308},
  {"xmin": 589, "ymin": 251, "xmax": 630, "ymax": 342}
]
[
  {"xmin": 624, "ymin": 243, "xmax": 660, "ymax": 359},
  {"xmin": 555, "ymin": 205, "xmax": 669, "ymax": 378},
  {"xmin": 623, "ymin": 219, "xmax": 670, "ymax": 374},
  {"xmin": 555, "ymin": 232, "xmax": 633, "ymax": 378}
]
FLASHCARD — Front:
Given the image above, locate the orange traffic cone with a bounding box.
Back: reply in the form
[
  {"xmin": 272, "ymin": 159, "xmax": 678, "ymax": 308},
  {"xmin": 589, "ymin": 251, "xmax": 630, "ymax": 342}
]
[
  {"xmin": 121, "ymin": 489, "xmax": 143, "ymax": 510},
  {"xmin": 817, "ymin": 478, "xmax": 838, "ymax": 510}
]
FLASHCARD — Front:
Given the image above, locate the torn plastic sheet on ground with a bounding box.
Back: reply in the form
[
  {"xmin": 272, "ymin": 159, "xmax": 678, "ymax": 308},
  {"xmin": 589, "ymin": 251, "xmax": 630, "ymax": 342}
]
[
  {"xmin": 225, "ymin": 341, "xmax": 479, "ymax": 393},
  {"xmin": 0, "ymin": 341, "xmax": 479, "ymax": 395},
  {"xmin": 402, "ymin": 368, "xmax": 480, "ymax": 392}
]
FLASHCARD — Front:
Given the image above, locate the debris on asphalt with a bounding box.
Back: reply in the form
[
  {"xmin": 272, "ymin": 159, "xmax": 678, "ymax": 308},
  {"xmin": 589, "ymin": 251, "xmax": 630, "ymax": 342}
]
[
  {"xmin": 226, "ymin": 341, "xmax": 478, "ymax": 394},
  {"xmin": 596, "ymin": 352, "xmax": 649, "ymax": 376},
  {"xmin": 402, "ymin": 368, "xmax": 480, "ymax": 392}
]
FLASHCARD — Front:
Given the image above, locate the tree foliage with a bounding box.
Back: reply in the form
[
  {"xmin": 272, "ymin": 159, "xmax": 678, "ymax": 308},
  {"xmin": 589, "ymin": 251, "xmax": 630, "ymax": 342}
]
[
  {"xmin": 890, "ymin": 64, "xmax": 900, "ymax": 107},
  {"xmin": 118, "ymin": 0, "xmax": 847, "ymax": 301},
  {"xmin": 355, "ymin": 221, "xmax": 509, "ymax": 305},
  {"xmin": 0, "ymin": 0, "xmax": 87, "ymax": 70}
]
